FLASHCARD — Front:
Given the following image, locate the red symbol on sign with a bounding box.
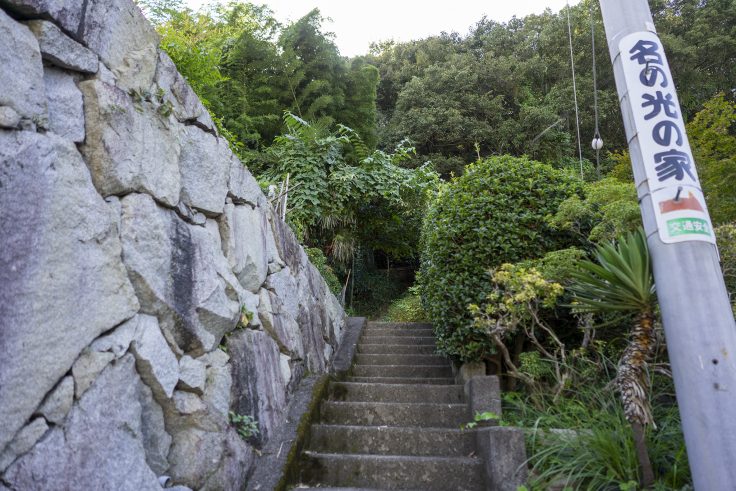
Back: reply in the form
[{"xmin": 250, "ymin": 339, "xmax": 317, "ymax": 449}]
[{"xmin": 658, "ymin": 191, "xmax": 704, "ymax": 214}]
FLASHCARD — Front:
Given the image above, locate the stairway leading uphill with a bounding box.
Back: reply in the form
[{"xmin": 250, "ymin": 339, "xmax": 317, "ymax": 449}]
[{"xmin": 296, "ymin": 321, "xmax": 485, "ymax": 490}]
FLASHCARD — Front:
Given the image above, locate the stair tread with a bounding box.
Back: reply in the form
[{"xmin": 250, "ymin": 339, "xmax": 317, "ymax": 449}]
[
  {"xmin": 353, "ymin": 364, "xmax": 450, "ymax": 368},
  {"xmin": 348, "ymin": 376, "xmax": 456, "ymax": 384},
  {"xmin": 357, "ymin": 344, "xmax": 437, "ymax": 353},
  {"xmin": 366, "ymin": 322, "xmax": 433, "ymax": 327},
  {"xmin": 352, "ymin": 365, "xmax": 453, "ymax": 378},
  {"xmin": 304, "ymin": 451, "xmax": 479, "ymax": 463},
  {"xmin": 301, "ymin": 452, "xmax": 484, "ymax": 490},
  {"xmin": 328, "ymin": 382, "xmax": 464, "ymax": 404},
  {"xmin": 312, "ymin": 423, "xmax": 467, "ymax": 431},
  {"xmin": 333, "ymin": 381, "xmax": 461, "ymax": 387},
  {"xmin": 354, "ymin": 354, "xmax": 448, "ymax": 366},
  {"xmin": 362, "ymin": 330, "xmax": 434, "ymax": 337},
  {"xmin": 360, "ymin": 336, "xmax": 436, "ymax": 340},
  {"xmin": 293, "ymin": 488, "xmax": 400, "ymax": 491},
  {"xmin": 324, "ymin": 400, "xmax": 465, "ymax": 407},
  {"xmin": 309, "ymin": 423, "xmax": 475, "ymax": 444}
]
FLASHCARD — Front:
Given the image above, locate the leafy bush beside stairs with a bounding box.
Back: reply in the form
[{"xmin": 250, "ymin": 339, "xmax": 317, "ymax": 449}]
[{"xmin": 418, "ymin": 155, "xmax": 581, "ymax": 361}]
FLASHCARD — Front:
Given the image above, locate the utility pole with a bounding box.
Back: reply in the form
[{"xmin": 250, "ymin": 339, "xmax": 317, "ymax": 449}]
[{"xmin": 599, "ymin": 1, "xmax": 736, "ymax": 488}]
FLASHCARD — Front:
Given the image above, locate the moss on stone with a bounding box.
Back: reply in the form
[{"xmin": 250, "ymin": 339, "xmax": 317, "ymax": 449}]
[{"xmin": 276, "ymin": 373, "xmax": 331, "ymax": 490}]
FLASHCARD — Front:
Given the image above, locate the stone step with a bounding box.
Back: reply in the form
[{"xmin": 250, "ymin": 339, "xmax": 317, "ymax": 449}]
[
  {"xmin": 361, "ymin": 328, "xmax": 434, "ymax": 337},
  {"xmin": 366, "ymin": 322, "xmax": 433, "ymax": 330},
  {"xmin": 320, "ymin": 401, "xmax": 467, "ymax": 427},
  {"xmin": 352, "ymin": 364, "xmax": 453, "ymax": 378},
  {"xmin": 354, "ymin": 353, "xmax": 448, "ymax": 366},
  {"xmin": 328, "ymin": 382, "xmax": 463, "ymax": 404},
  {"xmin": 358, "ymin": 336, "xmax": 436, "ymax": 346},
  {"xmin": 348, "ymin": 376, "xmax": 456, "ymax": 385},
  {"xmin": 309, "ymin": 424, "xmax": 476, "ymax": 457},
  {"xmin": 357, "ymin": 344, "xmax": 437, "ymax": 355},
  {"xmin": 301, "ymin": 452, "xmax": 484, "ymax": 491},
  {"xmin": 294, "ymin": 488, "xmax": 402, "ymax": 491}
]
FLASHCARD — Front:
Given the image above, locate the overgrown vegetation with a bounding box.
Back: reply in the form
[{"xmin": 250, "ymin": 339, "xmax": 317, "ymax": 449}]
[
  {"xmin": 135, "ymin": 1, "xmax": 736, "ymax": 485},
  {"xmin": 382, "ymin": 287, "xmax": 427, "ymax": 323},
  {"xmin": 505, "ymin": 374, "xmax": 691, "ymax": 490}
]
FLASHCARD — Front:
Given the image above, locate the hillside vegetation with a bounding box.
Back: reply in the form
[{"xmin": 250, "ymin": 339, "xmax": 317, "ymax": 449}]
[{"xmin": 139, "ymin": 0, "xmax": 736, "ymax": 487}]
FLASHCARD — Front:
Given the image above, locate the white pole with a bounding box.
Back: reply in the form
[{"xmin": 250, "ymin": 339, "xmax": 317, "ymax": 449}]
[{"xmin": 599, "ymin": 1, "xmax": 736, "ymax": 488}]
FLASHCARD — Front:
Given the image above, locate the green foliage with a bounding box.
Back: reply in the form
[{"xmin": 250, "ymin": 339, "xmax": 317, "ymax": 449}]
[
  {"xmin": 607, "ymin": 149, "xmax": 634, "ymax": 182},
  {"xmin": 518, "ymin": 247, "xmax": 588, "ymax": 285},
  {"xmin": 569, "ymin": 229, "xmax": 656, "ymax": 315},
  {"xmin": 687, "ymin": 93, "xmax": 736, "ymax": 225},
  {"xmin": 305, "ymin": 247, "xmax": 341, "ymax": 296},
  {"xmin": 419, "ymin": 155, "xmax": 581, "ymax": 361},
  {"xmin": 519, "ymin": 351, "xmax": 547, "ymax": 381},
  {"xmin": 504, "ymin": 375, "xmax": 691, "ymax": 490},
  {"xmin": 370, "ymin": 2, "xmax": 625, "ymax": 169},
  {"xmin": 236, "ymin": 304, "xmax": 254, "ymax": 329},
  {"xmin": 469, "ymin": 264, "xmax": 568, "ymax": 393},
  {"xmin": 278, "ymin": 9, "xmax": 346, "ymax": 125},
  {"xmin": 370, "ymin": 0, "xmax": 736, "ymax": 175},
  {"xmin": 382, "ymin": 287, "xmax": 428, "ymax": 322},
  {"xmin": 715, "ymin": 223, "xmax": 736, "ymax": 299},
  {"xmin": 263, "ymin": 113, "xmax": 439, "ymax": 265},
  {"xmin": 229, "ymin": 411, "xmax": 259, "ymax": 439},
  {"xmin": 548, "ymin": 177, "xmax": 640, "ymax": 244},
  {"xmin": 342, "ymin": 62, "xmax": 380, "ymax": 149},
  {"xmin": 144, "ymin": 2, "xmax": 379, "ymax": 153},
  {"xmin": 150, "ymin": 4, "xmax": 231, "ymax": 102},
  {"xmin": 462, "ymin": 411, "xmax": 501, "ymax": 430},
  {"xmin": 350, "ymin": 263, "xmax": 405, "ymax": 319}
]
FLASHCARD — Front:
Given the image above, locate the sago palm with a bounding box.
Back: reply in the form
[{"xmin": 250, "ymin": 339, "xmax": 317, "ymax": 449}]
[{"xmin": 568, "ymin": 228, "xmax": 657, "ymax": 487}]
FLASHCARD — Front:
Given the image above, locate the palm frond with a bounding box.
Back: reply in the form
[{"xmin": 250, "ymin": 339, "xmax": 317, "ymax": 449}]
[{"xmin": 569, "ymin": 228, "xmax": 656, "ymax": 314}]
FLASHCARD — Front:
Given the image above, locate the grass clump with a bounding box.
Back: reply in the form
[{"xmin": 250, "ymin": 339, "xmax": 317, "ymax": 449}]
[
  {"xmin": 382, "ymin": 287, "xmax": 427, "ymax": 322},
  {"xmin": 502, "ymin": 370, "xmax": 691, "ymax": 490}
]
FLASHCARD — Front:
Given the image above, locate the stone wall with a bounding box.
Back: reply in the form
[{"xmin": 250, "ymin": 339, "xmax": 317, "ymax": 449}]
[{"xmin": 0, "ymin": 1, "xmax": 345, "ymax": 489}]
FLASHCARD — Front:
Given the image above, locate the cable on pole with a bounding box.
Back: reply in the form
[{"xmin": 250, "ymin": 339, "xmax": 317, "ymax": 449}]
[
  {"xmin": 590, "ymin": 0, "xmax": 603, "ymax": 179},
  {"xmin": 566, "ymin": 0, "xmax": 584, "ymax": 179}
]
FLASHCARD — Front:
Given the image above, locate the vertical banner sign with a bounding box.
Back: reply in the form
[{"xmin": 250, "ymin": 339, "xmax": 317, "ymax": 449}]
[{"xmin": 619, "ymin": 31, "xmax": 716, "ymax": 244}]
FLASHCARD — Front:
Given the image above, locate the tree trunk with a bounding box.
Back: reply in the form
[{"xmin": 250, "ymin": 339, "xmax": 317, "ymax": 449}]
[
  {"xmin": 632, "ymin": 421, "xmax": 655, "ymax": 488},
  {"xmin": 617, "ymin": 309, "xmax": 656, "ymax": 487},
  {"xmin": 506, "ymin": 335, "xmax": 526, "ymax": 391}
]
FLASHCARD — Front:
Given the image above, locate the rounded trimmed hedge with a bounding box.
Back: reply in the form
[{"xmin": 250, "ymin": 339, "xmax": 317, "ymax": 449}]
[{"xmin": 418, "ymin": 155, "xmax": 582, "ymax": 361}]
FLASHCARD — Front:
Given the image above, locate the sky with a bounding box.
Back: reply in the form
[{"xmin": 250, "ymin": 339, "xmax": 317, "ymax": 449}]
[{"xmin": 185, "ymin": 0, "xmax": 582, "ymax": 57}]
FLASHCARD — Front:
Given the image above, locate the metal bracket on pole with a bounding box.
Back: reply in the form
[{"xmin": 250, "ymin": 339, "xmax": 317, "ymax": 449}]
[{"xmin": 599, "ymin": 1, "xmax": 736, "ymax": 488}]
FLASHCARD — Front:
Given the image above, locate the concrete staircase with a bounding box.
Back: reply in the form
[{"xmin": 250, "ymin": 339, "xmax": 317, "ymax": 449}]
[{"xmin": 295, "ymin": 322, "xmax": 485, "ymax": 490}]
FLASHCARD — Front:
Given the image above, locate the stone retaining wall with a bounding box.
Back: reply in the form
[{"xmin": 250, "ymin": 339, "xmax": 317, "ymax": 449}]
[{"xmin": 0, "ymin": 1, "xmax": 345, "ymax": 489}]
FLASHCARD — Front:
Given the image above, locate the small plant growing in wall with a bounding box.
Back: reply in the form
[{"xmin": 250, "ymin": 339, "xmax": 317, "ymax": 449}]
[
  {"xmin": 229, "ymin": 411, "xmax": 259, "ymax": 440},
  {"xmin": 128, "ymin": 87, "xmax": 174, "ymax": 118},
  {"xmin": 462, "ymin": 411, "xmax": 500, "ymax": 430},
  {"xmin": 237, "ymin": 305, "xmax": 254, "ymax": 330}
]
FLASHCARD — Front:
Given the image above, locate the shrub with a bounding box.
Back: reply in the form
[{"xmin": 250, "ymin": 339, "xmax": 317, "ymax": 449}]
[
  {"xmin": 469, "ymin": 264, "xmax": 566, "ymax": 394},
  {"xmin": 418, "ymin": 155, "xmax": 582, "ymax": 361},
  {"xmin": 547, "ymin": 177, "xmax": 640, "ymax": 244},
  {"xmin": 519, "ymin": 247, "xmax": 588, "ymax": 285}
]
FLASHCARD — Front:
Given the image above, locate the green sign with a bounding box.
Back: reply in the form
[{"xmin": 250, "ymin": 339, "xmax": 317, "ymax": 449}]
[{"xmin": 666, "ymin": 217, "xmax": 712, "ymax": 237}]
